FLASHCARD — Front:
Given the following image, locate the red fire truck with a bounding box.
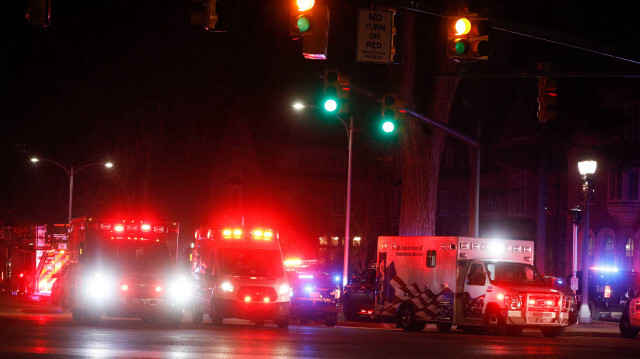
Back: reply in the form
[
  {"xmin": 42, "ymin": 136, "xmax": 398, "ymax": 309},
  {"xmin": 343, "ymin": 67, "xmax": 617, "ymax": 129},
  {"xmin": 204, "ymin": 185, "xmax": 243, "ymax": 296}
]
[{"xmin": 63, "ymin": 217, "xmax": 190, "ymax": 325}]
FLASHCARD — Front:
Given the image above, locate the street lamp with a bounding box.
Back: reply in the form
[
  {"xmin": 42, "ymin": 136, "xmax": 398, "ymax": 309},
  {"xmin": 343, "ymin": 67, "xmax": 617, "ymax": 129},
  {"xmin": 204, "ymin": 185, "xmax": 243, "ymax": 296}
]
[
  {"xmin": 30, "ymin": 157, "xmax": 114, "ymax": 224},
  {"xmin": 292, "ymin": 102, "xmax": 354, "ymax": 287},
  {"xmin": 578, "ymin": 159, "xmax": 597, "ymax": 324}
]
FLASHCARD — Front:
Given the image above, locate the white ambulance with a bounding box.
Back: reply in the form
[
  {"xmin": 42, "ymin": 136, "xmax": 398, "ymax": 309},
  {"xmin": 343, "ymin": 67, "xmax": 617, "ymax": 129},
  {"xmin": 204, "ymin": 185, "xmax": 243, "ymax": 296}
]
[
  {"xmin": 190, "ymin": 227, "xmax": 291, "ymax": 328},
  {"xmin": 376, "ymin": 236, "xmax": 571, "ymax": 337}
]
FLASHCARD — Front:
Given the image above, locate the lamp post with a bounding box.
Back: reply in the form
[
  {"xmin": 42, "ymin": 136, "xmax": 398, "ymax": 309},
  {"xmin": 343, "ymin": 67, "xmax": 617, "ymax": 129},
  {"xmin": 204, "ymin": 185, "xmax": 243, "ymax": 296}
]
[
  {"xmin": 293, "ymin": 103, "xmax": 353, "ymax": 287},
  {"xmin": 578, "ymin": 159, "xmax": 597, "ymax": 324},
  {"xmin": 30, "ymin": 157, "xmax": 114, "ymax": 224}
]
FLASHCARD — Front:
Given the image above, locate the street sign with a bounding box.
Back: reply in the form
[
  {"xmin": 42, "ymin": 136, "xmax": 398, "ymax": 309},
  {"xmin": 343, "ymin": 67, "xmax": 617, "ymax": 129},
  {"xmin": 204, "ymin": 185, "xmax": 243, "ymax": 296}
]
[{"xmin": 356, "ymin": 9, "xmax": 395, "ymax": 64}]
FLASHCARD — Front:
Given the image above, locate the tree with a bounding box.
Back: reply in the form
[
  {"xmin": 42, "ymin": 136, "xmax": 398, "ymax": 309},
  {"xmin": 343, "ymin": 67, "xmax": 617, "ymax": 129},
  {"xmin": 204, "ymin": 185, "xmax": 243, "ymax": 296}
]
[{"xmin": 396, "ymin": 10, "xmax": 460, "ymax": 236}]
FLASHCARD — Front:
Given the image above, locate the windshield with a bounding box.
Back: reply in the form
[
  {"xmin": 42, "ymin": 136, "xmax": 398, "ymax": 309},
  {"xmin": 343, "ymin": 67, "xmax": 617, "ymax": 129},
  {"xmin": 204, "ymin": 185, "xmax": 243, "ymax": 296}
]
[
  {"xmin": 219, "ymin": 248, "xmax": 284, "ymax": 277},
  {"xmin": 486, "ymin": 262, "xmax": 547, "ymax": 286},
  {"xmin": 84, "ymin": 240, "xmax": 172, "ymax": 273},
  {"xmin": 352, "ymin": 268, "xmax": 376, "ymax": 285}
]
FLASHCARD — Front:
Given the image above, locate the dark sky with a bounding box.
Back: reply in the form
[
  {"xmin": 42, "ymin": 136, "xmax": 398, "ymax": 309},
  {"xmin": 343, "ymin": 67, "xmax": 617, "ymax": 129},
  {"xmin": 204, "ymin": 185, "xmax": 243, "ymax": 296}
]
[{"xmin": 3, "ymin": 0, "xmax": 639, "ymax": 229}]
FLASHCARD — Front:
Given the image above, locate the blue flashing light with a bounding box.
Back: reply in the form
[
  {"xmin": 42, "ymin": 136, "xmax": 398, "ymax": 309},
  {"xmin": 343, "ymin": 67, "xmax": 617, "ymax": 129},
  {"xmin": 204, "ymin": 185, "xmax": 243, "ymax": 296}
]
[
  {"xmin": 305, "ymin": 285, "xmax": 313, "ymax": 293},
  {"xmin": 333, "ymin": 275, "xmax": 341, "ymax": 283}
]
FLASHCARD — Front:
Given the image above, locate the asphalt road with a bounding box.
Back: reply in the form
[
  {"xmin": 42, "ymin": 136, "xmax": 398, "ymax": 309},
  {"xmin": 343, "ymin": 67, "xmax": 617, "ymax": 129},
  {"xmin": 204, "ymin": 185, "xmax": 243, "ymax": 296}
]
[{"xmin": 0, "ymin": 292, "xmax": 635, "ymax": 359}]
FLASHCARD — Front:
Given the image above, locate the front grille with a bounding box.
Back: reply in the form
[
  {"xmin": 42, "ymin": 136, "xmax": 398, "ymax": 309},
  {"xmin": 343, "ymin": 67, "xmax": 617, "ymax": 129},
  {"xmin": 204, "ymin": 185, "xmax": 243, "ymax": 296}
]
[
  {"xmin": 526, "ymin": 294, "xmax": 561, "ymax": 310},
  {"xmin": 237, "ymin": 286, "xmax": 278, "ymax": 302},
  {"xmin": 120, "ymin": 284, "xmax": 164, "ymax": 299}
]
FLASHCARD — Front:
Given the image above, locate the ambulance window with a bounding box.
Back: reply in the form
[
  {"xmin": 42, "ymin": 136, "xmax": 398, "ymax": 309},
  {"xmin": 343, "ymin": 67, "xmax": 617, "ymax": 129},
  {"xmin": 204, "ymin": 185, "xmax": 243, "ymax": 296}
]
[
  {"xmin": 467, "ymin": 263, "xmax": 486, "ymax": 286},
  {"xmin": 426, "ymin": 250, "xmax": 436, "ymax": 268}
]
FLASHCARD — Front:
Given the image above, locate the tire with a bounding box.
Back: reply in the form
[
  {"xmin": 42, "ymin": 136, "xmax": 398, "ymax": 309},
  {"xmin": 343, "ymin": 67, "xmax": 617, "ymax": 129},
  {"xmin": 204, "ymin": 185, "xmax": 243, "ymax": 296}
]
[
  {"xmin": 169, "ymin": 312, "xmax": 183, "ymax": 327},
  {"xmin": 484, "ymin": 307, "xmax": 505, "ymax": 336},
  {"xmin": 436, "ymin": 322, "xmax": 452, "ymax": 333},
  {"xmin": 398, "ymin": 305, "xmax": 425, "ymax": 331},
  {"xmin": 71, "ymin": 309, "xmax": 82, "ymax": 321},
  {"xmin": 540, "ymin": 326, "xmax": 565, "ymax": 338},
  {"xmin": 589, "ymin": 302, "xmax": 601, "ymax": 320},
  {"xmin": 342, "ymin": 298, "xmax": 359, "ymax": 321},
  {"xmin": 192, "ymin": 308, "xmax": 203, "ymax": 324},
  {"xmin": 325, "ymin": 316, "xmax": 338, "ymax": 327},
  {"xmin": 210, "ymin": 301, "xmax": 223, "ymax": 325},
  {"xmin": 620, "ymin": 310, "xmax": 639, "ymax": 339},
  {"xmin": 277, "ymin": 319, "xmax": 289, "ymax": 329}
]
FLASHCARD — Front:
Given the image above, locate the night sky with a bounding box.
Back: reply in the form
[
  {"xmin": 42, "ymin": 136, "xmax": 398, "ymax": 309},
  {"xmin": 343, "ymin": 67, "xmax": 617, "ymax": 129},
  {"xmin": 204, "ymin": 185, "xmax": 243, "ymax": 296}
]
[{"xmin": 3, "ymin": 1, "xmax": 639, "ymax": 236}]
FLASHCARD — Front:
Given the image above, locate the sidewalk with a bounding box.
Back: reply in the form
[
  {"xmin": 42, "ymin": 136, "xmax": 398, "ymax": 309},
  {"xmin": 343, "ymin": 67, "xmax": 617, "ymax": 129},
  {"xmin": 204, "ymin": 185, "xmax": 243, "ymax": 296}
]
[{"xmin": 0, "ymin": 290, "xmax": 64, "ymax": 315}]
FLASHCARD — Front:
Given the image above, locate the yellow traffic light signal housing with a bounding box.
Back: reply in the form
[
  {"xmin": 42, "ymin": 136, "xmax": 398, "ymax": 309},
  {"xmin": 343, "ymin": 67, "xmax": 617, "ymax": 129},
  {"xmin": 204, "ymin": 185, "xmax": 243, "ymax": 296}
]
[
  {"xmin": 26, "ymin": 0, "xmax": 51, "ymax": 27},
  {"xmin": 446, "ymin": 15, "xmax": 491, "ymax": 60},
  {"xmin": 290, "ymin": 0, "xmax": 329, "ymax": 60},
  {"xmin": 537, "ymin": 77, "xmax": 557, "ymax": 123},
  {"xmin": 191, "ymin": 0, "xmax": 227, "ymax": 32}
]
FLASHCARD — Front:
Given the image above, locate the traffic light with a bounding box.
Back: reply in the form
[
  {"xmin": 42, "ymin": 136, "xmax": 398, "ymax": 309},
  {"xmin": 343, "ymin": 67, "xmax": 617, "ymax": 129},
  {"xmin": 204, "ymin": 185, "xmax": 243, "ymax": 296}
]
[
  {"xmin": 380, "ymin": 95, "xmax": 405, "ymax": 133},
  {"xmin": 446, "ymin": 15, "xmax": 491, "ymax": 60},
  {"xmin": 190, "ymin": 0, "xmax": 227, "ymax": 32},
  {"xmin": 25, "ymin": 0, "xmax": 51, "ymax": 27},
  {"xmin": 537, "ymin": 77, "xmax": 557, "ymax": 122},
  {"xmin": 290, "ymin": 0, "xmax": 329, "ymax": 60},
  {"xmin": 323, "ymin": 70, "xmax": 339, "ymax": 112}
]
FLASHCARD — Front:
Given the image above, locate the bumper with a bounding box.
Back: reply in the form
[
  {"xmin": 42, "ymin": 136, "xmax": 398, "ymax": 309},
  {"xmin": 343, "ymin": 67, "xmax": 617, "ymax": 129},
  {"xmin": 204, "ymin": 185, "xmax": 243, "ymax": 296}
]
[
  {"xmin": 87, "ymin": 297, "xmax": 185, "ymax": 319},
  {"xmin": 291, "ymin": 299, "xmax": 339, "ymax": 320},
  {"xmin": 504, "ymin": 309, "xmax": 571, "ymax": 326},
  {"xmin": 216, "ymin": 298, "xmax": 290, "ymax": 321}
]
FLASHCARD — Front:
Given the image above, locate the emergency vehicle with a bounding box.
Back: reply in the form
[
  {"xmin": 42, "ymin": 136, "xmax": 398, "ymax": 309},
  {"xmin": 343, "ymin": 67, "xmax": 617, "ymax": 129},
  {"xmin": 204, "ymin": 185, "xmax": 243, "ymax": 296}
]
[
  {"xmin": 65, "ymin": 217, "xmax": 189, "ymax": 325},
  {"xmin": 376, "ymin": 236, "xmax": 571, "ymax": 337},
  {"xmin": 620, "ymin": 286, "xmax": 640, "ymax": 339},
  {"xmin": 284, "ymin": 258, "xmax": 341, "ymax": 326},
  {"xmin": 190, "ymin": 226, "xmax": 291, "ymax": 328}
]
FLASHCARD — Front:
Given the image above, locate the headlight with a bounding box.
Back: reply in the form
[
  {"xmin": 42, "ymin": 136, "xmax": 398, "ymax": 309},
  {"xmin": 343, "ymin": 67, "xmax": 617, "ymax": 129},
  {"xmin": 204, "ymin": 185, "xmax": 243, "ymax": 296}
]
[
  {"xmin": 278, "ymin": 284, "xmax": 290, "ymax": 295},
  {"xmin": 220, "ymin": 281, "xmax": 234, "ymax": 292},
  {"xmin": 84, "ymin": 271, "xmax": 116, "ymax": 301},
  {"xmin": 503, "ymin": 294, "xmax": 523, "ymax": 310},
  {"xmin": 167, "ymin": 275, "xmax": 193, "ymax": 303}
]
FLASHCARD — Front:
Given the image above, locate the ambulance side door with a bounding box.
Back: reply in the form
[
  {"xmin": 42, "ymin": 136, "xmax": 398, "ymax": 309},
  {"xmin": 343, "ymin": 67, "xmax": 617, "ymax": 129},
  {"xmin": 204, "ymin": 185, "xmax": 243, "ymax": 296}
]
[{"xmin": 459, "ymin": 261, "xmax": 489, "ymax": 325}]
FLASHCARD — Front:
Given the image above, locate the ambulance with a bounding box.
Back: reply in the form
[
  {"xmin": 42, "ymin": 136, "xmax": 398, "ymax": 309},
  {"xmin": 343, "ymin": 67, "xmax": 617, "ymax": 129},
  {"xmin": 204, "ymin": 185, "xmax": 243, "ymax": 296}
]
[
  {"xmin": 190, "ymin": 226, "xmax": 291, "ymax": 328},
  {"xmin": 376, "ymin": 236, "xmax": 571, "ymax": 337}
]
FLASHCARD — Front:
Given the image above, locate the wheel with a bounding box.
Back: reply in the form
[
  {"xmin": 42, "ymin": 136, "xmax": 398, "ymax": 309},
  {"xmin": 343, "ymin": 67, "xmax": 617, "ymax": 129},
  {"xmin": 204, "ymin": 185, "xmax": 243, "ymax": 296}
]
[
  {"xmin": 277, "ymin": 319, "xmax": 289, "ymax": 329},
  {"xmin": 325, "ymin": 316, "xmax": 338, "ymax": 327},
  {"xmin": 192, "ymin": 308, "xmax": 203, "ymax": 324},
  {"xmin": 620, "ymin": 310, "xmax": 639, "ymax": 339},
  {"xmin": 540, "ymin": 326, "xmax": 565, "ymax": 338},
  {"xmin": 506, "ymin": 325, "xmax": 524, "ymax": 336},
  {"xmin": 342, "ymin": 298, "xmax": 359, "ymax": 321},
  {"xmin": 588, "ymin": 302, "xmax": 601, "ymax": 320},
  {"xmin": 71, "ymin": 309, "xmax": 82, "ymax": 321},
  {"xmin": 209, "ymin": 301, "xmax": 223, "ymax": 325},
  {"xmin": 436, "ymin": 322, "xmax": 452, "ymax": 333},
  {"xmin": 169, "ymin": 312, "xmax": 183, "ymax": 327},
  {"xmin": 484, "ymin": 307, "xmax": 505, "ymax": 335},
  {"xmin": 398, "ymin": 305, "xmax": 424, "ymax": 331}
]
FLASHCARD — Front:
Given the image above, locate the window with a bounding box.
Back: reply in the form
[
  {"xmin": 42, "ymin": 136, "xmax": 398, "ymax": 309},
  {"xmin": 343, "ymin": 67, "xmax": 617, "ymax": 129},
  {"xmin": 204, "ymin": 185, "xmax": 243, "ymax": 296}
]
[
  {"xmin": 426, "ymin": 250, "xmax": 436, "ymax": 268},
  {"xmin": 602, "ymin": 237, "xmax": 615, "ymax": 267},
  {"xmin": 508, "ymin": 172, "xmax": 526, "ymax": 216},
  {"xmin": 625, "ymin": 237, "xmax": 635, "ymax": 271},
  {"xmin": 466, "ymin": 263, "xmax": 486, "ymax": 286},
  {"xmin": 608, "ymin": 167, "xmax": 640, "ymax": 202}
]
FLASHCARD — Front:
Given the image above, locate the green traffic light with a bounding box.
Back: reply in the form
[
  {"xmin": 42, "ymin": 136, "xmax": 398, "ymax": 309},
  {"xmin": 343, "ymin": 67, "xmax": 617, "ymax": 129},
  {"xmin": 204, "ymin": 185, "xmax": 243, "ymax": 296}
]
[
  {"xmin": 324, "ymin": 99, "xmax": 338, "ymax": 112},
  {"xmin": 382, "ymin": 121, "xmax": 395, "ymax": 133},
  {"xmin": 453, "ymin": 39, "xmax": 469, "ymax": 56},
  {"xmin": 296, "ymin": 15, "xmax": 311, "ymax": 33}
]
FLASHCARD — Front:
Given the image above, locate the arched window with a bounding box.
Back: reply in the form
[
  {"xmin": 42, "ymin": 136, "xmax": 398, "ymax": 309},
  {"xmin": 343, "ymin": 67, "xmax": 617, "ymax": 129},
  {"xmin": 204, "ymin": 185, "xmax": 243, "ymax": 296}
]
[
  {"xmin": 603, "ymin": 237, "xmax": 614, "ymax": 267},
  {"xmin": 624, "ymin": 237, "xmax": 635, "ymax": 271}
]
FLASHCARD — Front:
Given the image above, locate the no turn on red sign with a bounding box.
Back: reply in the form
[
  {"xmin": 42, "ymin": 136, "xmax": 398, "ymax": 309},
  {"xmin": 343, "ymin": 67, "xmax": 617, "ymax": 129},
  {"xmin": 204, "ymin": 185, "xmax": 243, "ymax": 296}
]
[{"xmin": 356, "ymin": 8, "xmax": 395, "ymax": 64}]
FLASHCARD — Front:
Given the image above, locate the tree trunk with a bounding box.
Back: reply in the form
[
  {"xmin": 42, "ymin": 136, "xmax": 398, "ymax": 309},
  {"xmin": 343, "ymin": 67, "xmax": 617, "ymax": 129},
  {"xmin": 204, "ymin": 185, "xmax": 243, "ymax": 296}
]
[{"xmin": 397, "ymin": 10, "xmax": 460, "ymax": 236}]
